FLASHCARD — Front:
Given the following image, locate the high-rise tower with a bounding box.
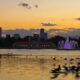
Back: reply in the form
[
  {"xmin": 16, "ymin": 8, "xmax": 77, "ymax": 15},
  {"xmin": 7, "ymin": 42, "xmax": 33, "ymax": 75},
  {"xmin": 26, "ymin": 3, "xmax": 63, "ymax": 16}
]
[
  {"xmin": 40, "ymin": 28, "xmax": 48, "ymax": 40},
  {"xmin": 0, "ymin": 27, "xmax": 2, "ymax": 38}
]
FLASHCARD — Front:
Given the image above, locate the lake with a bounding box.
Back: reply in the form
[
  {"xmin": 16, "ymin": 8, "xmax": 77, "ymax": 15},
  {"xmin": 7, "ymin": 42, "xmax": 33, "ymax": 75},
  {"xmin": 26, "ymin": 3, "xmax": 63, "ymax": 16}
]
[{"xmin": 0, "ymin": 49, "xmax": 80, "ymax": 80}]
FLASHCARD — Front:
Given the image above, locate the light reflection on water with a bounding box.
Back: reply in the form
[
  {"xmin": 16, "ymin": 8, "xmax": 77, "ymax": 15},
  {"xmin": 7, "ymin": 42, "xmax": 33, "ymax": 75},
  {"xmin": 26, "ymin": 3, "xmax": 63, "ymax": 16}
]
[{"xmin": 0, "ymin": 49, "xmax": 80, "ymax": 80}]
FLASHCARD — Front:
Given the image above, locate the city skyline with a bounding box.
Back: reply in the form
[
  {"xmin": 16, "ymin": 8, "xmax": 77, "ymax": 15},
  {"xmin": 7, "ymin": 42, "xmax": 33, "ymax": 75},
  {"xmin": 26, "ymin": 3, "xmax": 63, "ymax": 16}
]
[
  {"xmin": 2, "ymin": 28, "xmax": 80, "ymax": 38},
  {"xmin": 0, "ymin": 0, "xmax": 80, "ymax": 32},
  {"xmin": 0, "ymin": 27, "xmax": 80, "ymax": 49}
]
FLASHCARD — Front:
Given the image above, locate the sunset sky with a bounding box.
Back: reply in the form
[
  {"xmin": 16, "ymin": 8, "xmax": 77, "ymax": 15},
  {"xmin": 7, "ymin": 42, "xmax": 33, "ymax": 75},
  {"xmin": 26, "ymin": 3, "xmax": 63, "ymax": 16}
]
[{"xmin": 0, "ymin": 0, "xmax": 80, "ymax": 30}]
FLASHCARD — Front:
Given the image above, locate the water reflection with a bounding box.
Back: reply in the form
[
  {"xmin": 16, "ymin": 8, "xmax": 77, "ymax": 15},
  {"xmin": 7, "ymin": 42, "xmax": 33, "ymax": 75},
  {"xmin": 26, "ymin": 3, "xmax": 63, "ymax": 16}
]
[
  {"xmin": 51, "ymin": 58, "xmax": 80, "ymax": 80},
  {"xmin": 0, "ymin": 54, "xmax": 80, "ymax": 80}
]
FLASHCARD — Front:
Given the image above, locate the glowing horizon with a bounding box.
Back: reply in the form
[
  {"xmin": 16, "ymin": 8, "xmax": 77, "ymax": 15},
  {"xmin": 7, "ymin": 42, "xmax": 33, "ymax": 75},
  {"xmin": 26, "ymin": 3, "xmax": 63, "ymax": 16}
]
[{"xmin": 0, "ymin": 0, "xmax": 80, "ymax": 30}]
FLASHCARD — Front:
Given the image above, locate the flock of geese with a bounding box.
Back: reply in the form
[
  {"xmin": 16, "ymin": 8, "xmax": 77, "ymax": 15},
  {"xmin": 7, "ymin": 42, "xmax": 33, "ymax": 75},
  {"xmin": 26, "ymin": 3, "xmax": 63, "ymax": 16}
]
[
  {"xmin": 0, "ymin": 53, "xmax": 80, "ymax": 79},
  {"xmin": 51, "ymin": 59, "xmax": 80, "ymax": 79}
]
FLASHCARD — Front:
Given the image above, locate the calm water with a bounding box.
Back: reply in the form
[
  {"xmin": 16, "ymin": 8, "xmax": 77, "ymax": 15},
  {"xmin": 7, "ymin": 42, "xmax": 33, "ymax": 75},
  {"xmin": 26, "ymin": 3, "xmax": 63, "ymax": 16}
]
[{"xmin": 0, "ymin": 49, "xmax": 80, "ymax": 80}]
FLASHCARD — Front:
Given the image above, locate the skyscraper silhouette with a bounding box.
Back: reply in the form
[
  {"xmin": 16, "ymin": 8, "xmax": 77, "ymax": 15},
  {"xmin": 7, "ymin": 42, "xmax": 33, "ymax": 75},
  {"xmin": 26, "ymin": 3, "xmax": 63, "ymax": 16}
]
[
  {"xmin": 40, "ymin": 28, "xmax": 48, "ymax": 40},
  {"xmin": 0, "ymin": 27, "xmax": 2, "ymax": 38}
]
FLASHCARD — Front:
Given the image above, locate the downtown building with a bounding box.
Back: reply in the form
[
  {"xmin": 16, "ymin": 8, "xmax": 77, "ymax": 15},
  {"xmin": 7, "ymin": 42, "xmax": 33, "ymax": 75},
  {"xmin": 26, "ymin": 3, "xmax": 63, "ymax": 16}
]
[
  {"xmin": 40, "ymin": 28, "xmax": 48, "ymax": 40},
  {"xmin": 0, "ymin": 27, "xmax": 2, "ymax": 38}
]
